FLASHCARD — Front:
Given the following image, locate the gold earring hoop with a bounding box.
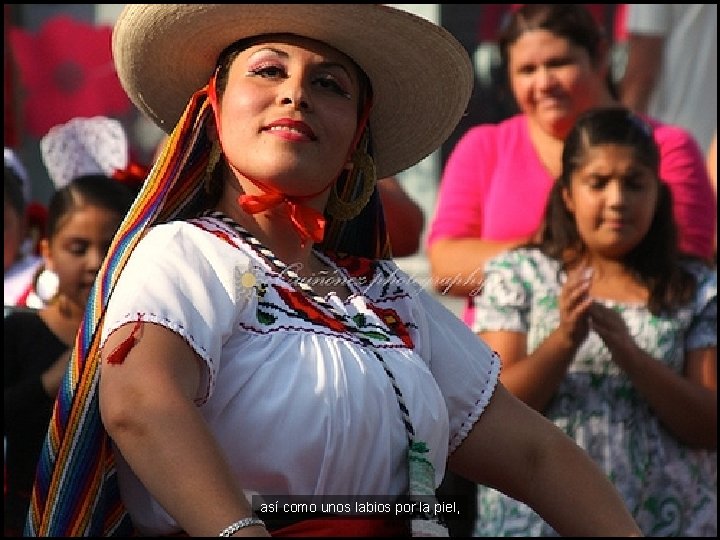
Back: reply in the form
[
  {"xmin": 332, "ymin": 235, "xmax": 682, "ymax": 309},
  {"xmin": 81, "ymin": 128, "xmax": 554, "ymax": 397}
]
[
  {"xmin": 204, "ymin": 140, "xmax": 222, "ymax": 194},
  {"xmin": 326, "ymin": 136, "xmax": 377, "ymax": 221}
]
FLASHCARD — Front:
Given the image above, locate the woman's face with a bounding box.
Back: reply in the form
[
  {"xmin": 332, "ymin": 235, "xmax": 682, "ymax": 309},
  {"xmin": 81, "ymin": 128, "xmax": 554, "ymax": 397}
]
[
  {"xmin": 562, "ymin": 144, "xmax": 658, "ymax": 259},
  {"xmin": 216, "ymin": 35, "xmax": 362, "ymax": 198},
  {"xmin": 43, "ymin": 204, "xmax": 123, "ymax": 309},
  {"xmin": 508, "ymin": 29, "xmax": 606, "ymax": 138}
]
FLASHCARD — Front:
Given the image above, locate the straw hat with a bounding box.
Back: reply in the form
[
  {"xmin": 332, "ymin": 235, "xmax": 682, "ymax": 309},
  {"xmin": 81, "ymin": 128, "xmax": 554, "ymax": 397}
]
[{"xmin": 112, "ymin": 4, "xmax": 473, "ymax": 179}]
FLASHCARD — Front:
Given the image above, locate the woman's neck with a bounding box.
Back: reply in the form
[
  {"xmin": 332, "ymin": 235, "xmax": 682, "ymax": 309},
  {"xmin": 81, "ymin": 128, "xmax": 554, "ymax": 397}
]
[
  {"xmin": 214, "ymin": 193, "xmax": 320, "ymax": 275},
  {"xmin": 40, "ymin": 296, "xmax": 85, "ymax": 346},
  {"xmin": 528, "ymin": 123, "xmax": 565, "ymax": 178},
  {"xmin": 528, "ymin": 94, "xmax": 619, "ymax": 178}
]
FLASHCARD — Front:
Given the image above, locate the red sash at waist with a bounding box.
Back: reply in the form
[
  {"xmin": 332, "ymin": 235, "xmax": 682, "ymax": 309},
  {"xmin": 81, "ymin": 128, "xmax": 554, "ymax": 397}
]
[{"xmin": 271, "ymin": 517, "xmax": 409, "ymax": 537}]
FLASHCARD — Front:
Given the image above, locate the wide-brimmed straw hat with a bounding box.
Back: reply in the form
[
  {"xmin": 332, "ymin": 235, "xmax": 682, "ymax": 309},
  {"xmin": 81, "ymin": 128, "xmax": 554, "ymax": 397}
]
[{"xmin": 112, "ymin": 4, "xmax": 473, "ymax": 178}]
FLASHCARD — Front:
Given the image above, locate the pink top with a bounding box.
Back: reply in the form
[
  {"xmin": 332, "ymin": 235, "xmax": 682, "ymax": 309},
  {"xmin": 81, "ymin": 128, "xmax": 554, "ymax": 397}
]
[{"xmin": 427, "ymin": 114, "xmax": 716, "ymax": 324}]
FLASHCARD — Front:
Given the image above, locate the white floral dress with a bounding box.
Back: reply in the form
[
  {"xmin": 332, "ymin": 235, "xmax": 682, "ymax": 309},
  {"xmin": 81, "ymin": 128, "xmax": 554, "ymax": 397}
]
[{"xmin": 472, "ymin": 247, "xmax": 717, "ymax": 537}]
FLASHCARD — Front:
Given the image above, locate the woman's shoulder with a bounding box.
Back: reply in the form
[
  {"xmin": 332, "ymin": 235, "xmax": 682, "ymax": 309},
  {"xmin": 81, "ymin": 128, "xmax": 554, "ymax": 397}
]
[
  {"xmin": 143, "ymin": 218, "xmax": 211, "ymax": 240},
  {"xmin": 645, "ymin": 116, "xmax": 704, "ymax": 154},
  {"xmin": 488, "ymin": 245, "xmax": 552, "ymax": 267},
  {"xmin": 137, "ymin": 217, "xmax": 246, "ymax": 256},
  {"xmin": 135, "ymin": 219, "xmax": 195, "ymax": 247},
  {"xmin": 678, "ymin": 261, "xmax": 717, "ymax": 319},
  {"xmin": 483, "ymin": 246, "xmax": 558, "ymax": 284},
  {"xmin": 121, "ymin": 217, "xmax": 258, "ymax": 292},
  {"xmin": 448, "ymin": 114, "xmax": 529, "ymax": 167},
  {"xmin": 681, "ymin": 259, "xmax": 717, "ymax": 288}
]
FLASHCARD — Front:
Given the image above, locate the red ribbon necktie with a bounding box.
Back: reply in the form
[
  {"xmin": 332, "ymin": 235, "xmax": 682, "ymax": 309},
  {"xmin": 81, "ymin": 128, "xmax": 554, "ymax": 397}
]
[{"xmin": 238, "ymin": 187, "xmax": 327, "ymax": 247}]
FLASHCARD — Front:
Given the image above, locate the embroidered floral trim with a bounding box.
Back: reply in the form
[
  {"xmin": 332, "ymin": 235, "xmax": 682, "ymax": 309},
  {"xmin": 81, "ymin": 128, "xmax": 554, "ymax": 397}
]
[
  {"xmin": 328, "ymin": 251, "xmax": 375, "ymax": 284},
  {"xmin": 190, "ymin": 214, "xmax": 415, "ymax": 348},
  {"xmin": 272, "ymin": 284, "xmax": 348, "ymax": 333},
  {"xmin": 367, "ymin": 304, "xmax": 414, "ymax": 348}
]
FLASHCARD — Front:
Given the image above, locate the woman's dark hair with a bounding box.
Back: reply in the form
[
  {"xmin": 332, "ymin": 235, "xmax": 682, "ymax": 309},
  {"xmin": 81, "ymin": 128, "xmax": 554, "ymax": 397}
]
[
  {"xmin": 498, "ymin": 4, "xmax": 617, "ymax": 98},
  {"xmin": 5, "ymin": 164, "xmax": 26, "ymax": 217},
  {"xmin": 499, "ymin": 4, "xmax": 605, "ymax": 65},
  {"xmin": 46, "ymin": 174, "xmax": 135, "ymax": 239},
  {"xmin": 539, "ymin": 107, "xmax": 697, "ymax": 314}
]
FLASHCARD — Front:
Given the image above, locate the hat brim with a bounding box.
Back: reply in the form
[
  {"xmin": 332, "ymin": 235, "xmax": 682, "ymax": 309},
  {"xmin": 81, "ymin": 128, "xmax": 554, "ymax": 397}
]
[{"xmin": 112, "ymin": 4, "xmax": 472, "ymax": 178}]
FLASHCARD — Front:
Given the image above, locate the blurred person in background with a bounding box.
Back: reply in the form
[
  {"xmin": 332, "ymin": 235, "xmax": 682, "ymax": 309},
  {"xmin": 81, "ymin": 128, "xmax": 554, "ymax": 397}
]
[
  {"xmin": 4, "ymin": 148, "xmax": 43, "ymax": 309},
  {"xmin": 473, "ymin": 107, "xmax": 716, "ymax": 537},
  {"xmin": 4, "ymin": 117, "xmax": 137, "ymax": 536},
  {"xmin": 620, "ymin": 4, "xmax": 717, "ymax": 154},
  {"xmin": 427, "ymin": 4, "xmax": 716, "ymax": 328}
]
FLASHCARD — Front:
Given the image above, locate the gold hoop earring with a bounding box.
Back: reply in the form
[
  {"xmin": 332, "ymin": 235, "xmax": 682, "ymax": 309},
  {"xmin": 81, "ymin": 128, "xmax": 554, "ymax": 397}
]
[
  {"xmin": 204, "ymin": 140, "xmax": 222, "ymax": 194},
  {"xmin": 326, "ymin": 138, "xmax": 376, "ymax": 221}
]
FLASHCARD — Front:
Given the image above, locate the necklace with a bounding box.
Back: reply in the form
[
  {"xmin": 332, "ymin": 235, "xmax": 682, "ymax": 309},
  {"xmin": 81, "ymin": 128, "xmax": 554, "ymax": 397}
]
[{"xmin": 203, "ymin": 210, "xmax": 351, "ymax": 311}]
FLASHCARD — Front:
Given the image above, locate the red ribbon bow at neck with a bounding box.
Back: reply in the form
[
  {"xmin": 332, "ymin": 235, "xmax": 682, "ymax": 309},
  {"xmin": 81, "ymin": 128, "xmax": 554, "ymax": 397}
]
[{"xmin": 237, "ymin": 182, "xmax": 328, "ymax": 247}]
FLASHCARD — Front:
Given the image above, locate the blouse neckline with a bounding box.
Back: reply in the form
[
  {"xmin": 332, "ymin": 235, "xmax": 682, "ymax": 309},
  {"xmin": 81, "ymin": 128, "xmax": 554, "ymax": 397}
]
[{"xmin": 201, "ymin": 210, "xmax": 365, "ymax": 317}]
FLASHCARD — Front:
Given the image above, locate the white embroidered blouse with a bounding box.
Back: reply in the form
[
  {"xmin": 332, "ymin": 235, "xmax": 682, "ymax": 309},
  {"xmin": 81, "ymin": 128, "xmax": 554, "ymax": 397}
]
[{"xmin": 100, "ymin": 214, "xmax": 500, "ymax": 534}]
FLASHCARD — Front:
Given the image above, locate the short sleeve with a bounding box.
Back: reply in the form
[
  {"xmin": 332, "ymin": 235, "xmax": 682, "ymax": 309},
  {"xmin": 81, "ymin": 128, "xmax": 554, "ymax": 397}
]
[
  {"xmin": 685, "ymin": 264, "xmax": 717, "ymax": 350},
  {"xmin": 409, "ymin": 285, "xmax": 501, "ymax": 454},
  {"xmin": 100, "ymin": 221, "xmax": 251, "ymax": 403},
  {"xmin": 471, "ymin": 251, "xmax": 531, "ymax": 334}
]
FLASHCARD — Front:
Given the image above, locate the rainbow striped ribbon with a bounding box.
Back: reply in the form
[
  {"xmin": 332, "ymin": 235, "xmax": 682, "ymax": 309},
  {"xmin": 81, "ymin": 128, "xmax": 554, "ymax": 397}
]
[{"xmin": 26, "ymin": 85, "xmax": 213, "ymax": 537}]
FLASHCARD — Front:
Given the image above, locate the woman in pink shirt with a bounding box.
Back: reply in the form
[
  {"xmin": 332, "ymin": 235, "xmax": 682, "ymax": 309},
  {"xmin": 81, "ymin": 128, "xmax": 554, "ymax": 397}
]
[{"xmin": 427, "ymin": 4, "xmax": 716, "ymax": 325}]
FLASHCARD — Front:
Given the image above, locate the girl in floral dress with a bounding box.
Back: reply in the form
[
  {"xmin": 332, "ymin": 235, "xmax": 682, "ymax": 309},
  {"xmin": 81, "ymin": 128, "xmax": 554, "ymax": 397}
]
[{"xmin": 474, "ymin": 107, "xmax": 716, "ymax": 536}]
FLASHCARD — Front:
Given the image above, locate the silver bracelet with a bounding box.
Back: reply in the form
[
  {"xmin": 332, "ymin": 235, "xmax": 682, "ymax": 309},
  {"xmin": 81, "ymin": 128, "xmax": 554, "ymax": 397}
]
[{"xmin": 218, "ymin": 516, "xmax": 266, "ymax": 537}]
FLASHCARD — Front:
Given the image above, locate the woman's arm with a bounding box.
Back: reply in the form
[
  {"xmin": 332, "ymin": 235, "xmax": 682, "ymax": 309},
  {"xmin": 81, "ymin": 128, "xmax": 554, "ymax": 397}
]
[
  {"xmin": 620, "ymin": 34, "xmax": 663, "ymax": 114},
  {"xmin": 99, "ymin": 322, "xmax": 269, "ymax": 537},
  {"xmin": 655, "ymin": 125, "xmax": 717, "ymax": 260},
  {"xmin": 589, "ymin": 302, "xmax": 717, "ymax": 449},
  {"xmin": 427, "ymin": 123, "xmax": 544, "ymax": 297},
  {"xmin": 448, "ymin": 384, "xmax": 642, "ymax": 537},
  {"xmin": 427, "ymin": 126, "xmax": 517, "ymax": 297},
  {"xmin": 478, "ymin": 264, "xmax": 594, "ymax": 411}
]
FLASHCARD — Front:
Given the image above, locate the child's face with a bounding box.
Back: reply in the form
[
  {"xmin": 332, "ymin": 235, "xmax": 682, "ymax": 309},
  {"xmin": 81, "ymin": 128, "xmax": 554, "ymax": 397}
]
[
  {"xmin": 43, "ymin": 205, "xmax": 123, "ymax": 309},
  {"xmin": 562, "ymin": 144, "xmax": 658, "ymax": 258}
]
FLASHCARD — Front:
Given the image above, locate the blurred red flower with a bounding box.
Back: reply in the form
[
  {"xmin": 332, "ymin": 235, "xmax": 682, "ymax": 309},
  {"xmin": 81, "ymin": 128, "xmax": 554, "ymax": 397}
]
[{"xmin": 8, "ymin": 15, "xmax": 130, "ymax": 138}]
